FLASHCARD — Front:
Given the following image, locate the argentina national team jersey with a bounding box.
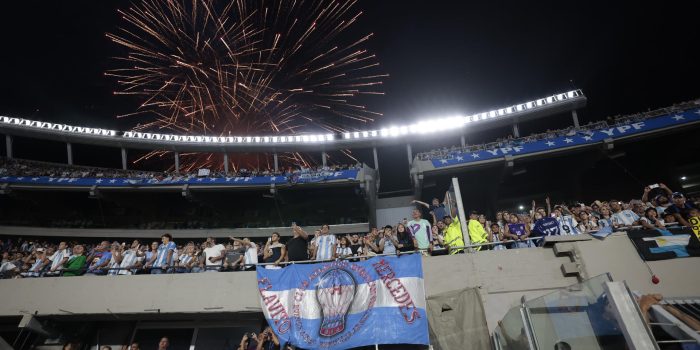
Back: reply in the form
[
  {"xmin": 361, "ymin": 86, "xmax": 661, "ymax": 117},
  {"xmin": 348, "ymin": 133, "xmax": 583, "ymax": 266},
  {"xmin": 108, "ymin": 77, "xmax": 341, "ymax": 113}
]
[
  {"xmin": 315, "ymin": 234, "xmax": 337, "ymax": 261},
  {"xmin": 612, "ymin": 210, "xmax": 640, "ymax": 226},
  {"xmin": 49, "ymin": 249, "xmax": 71, "ymax": 271},
  {"xmin": 117, "ymin": 250, "xmax": 140, "ymax": 275},
  {"xmin": 154, "ymin": 241, "xmax": 176, "ymax": 267},
  {"xmin": 556, "ymin": 215, "xmax": 580, "ymax": 235}
]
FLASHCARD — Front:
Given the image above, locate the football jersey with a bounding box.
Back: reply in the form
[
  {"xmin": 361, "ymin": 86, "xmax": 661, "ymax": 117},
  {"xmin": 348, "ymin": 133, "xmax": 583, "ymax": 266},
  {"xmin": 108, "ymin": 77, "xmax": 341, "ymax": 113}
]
[
  {"xmin": 556, "ymin": 215, "xmax": 580, "ymax": 235},
  {"xmin": 533, "ymin": 217, "xmax": 560, "ymax": 237}
]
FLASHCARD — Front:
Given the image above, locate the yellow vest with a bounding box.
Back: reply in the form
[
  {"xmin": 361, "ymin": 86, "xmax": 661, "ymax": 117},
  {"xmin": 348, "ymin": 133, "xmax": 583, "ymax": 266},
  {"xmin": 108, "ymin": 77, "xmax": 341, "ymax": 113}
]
[{"xmin": 444, "ymin": 217, "xmax": 465, "ymax": 254}]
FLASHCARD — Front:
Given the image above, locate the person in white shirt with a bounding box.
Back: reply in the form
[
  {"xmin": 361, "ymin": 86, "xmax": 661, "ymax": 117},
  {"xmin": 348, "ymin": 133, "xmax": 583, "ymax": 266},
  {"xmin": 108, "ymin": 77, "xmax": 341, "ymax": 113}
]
[
  {"xmin": 202, "ymin": 237, "xmax": 226, "ymax": 272},
  {"xmin": 111, "ymin": 240, "xmax": 144, "ymax": 275},
  {"xmin": 312, "ymin": 224, "xmax": 337, "ymax": 261},
  {"xmin": 47, "ymin": 241, "xmax": 71, "ymax": 276},
  {"xmin": 335, "ymin": 236, "xmax": 353, "ymax": 259},
  {"xmin": 230, "ymin": 237, "xmax": 258, "ymax": 270},
  {"xmin": 610, "ymin": 200, "xmax": 640, "ymax": 228}
]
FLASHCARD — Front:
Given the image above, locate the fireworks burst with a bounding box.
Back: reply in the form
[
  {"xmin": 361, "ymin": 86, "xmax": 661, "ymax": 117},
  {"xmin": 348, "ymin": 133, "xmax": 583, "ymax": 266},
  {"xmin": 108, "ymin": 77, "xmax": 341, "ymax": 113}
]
[{"xmin": 106, "ymin": 0, "xmax": 385, "ymax": 170}]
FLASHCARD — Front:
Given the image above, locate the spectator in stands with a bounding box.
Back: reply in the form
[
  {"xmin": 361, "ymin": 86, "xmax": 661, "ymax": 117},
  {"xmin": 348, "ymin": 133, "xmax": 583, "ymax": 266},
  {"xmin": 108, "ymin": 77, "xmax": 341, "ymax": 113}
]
[
  {"xmin": 238, "ymin": 332, "xmax": 258, "ymax": 350},
  {"xmin": 598, "ymin": 206, "xmax": 614, "ymax": 229},
  {"xmin": 379, "ymin": 225, "xmax": 399, "ymax": 255},
  {"xmin": 348, "ymin": 234, "xmax": 364, "ymax": 257},
  {"xmin": 553, "ymin": 205, "xmax": 581, "ymax": 236},
  {"xmin": 47, "ymin": 241, "xmax": 71, "ymax": 276},
  {"xmin": 87, "ymin": 241, "xmax": 112, "ymax": 275},
  {"xmin": 642, "ymin": 183, "xmax": 673, "ymax": 214},
  {"xmin": 664, "ymin": 192, "xmax": 695, "ymax": 227},
  {"xmin": 62, "ymin": 245, "xmax": 86, "ymax": 276},
  {"xmin": 504, "ymin": 214, "xmax": 531, "ymax": 248},
  {"xmin": 442, "ymin": 213, "xmax": 465, "ymax": 254},
  {"xmin": 362, "ymin": 229, "xmax": 382, "ymax": 257},
  {"xmin": 407, "ymin": 208, "xmax": 432, "ymax": 252},
  {"xmin": 335, "ymin": 236, "xmax": 353, "ymax": 258},
  {"xmin": 640, "ymin": 208, "xmax": 665, "ymax": 229},
  {"xmin": 430, "ymin": 226, "xmax": 447, "ymax": 255},
  {"xmin": 610, "ymin": 200, "xmax": 640, "ymax": 229},
  {"xmin": 255, "ymin": 326, "xmax": 280, "ymax": 350},
  {"xmin": 395, "ymin": 223, "xmax": 416, "ymax": 252},
  {"xmin": 158, "ymin": 337, "xmax": 170, "ymax": 350},
  {"xmin": 1, "ymin": 251, "xmax": 19, "ymax": 278},
  {"xmin": 577, "ymin": 211, "xmax": 598, "ymax": 234},
  {"xmin": 114, "ymin": 240, "xmax": 143, "ymax": 275},
  {"xmin": 149, "ymin": 234, "xmax": 176, "ymax": 274},
  {"xmin": 126, "ymin": 342, "xmax": 140, "ymax": 350},
  {"xmin": 263, "ymin": 232, "xmax": 286, "ymax": 268},
  {"xmin": 490, "ymin": 223, "xmax": 507, "ymax": 251},
  {"xmin": 412, "ymin": 195, "xmax": 447, "ymax": 224},
  {"xmin": 143, "ymin": 241, "xmax": 158, "ymax": 270},
  {"xmin": 230, "ymin": 237, "xmax": 258, "ymax": 270},
  {"xmin": 177, "ymin": 242, "xmax": 197, "ymax": 273},
  {"xmin": 467, "ymin": 211, "xmax": 488, "ymax": 250},
  {"xmin": 223, "ymin": 240, "xmax": 245, "ymax": 271},
  {"xmin": 311, "ymin": 224, "xmax": 337, "ymax": 261},
  {"xmin": 663, "ymin": 212, "xmax": 682, "ymax": 228},
  {"xmin": 286, "ymin": 224, "xmax": 309, "ymax": 262},
  {"xmin": 202, "ymin": 237, "xmax": 226, "ymax": 272}
]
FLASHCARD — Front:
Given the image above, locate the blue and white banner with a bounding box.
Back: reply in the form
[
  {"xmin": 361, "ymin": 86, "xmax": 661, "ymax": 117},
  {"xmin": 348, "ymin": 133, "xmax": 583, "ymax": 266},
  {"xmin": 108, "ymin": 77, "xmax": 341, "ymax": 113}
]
[
  {"xmin": 432, "ymin": 108, "xmax": 700, "ymax": 168},
  {"xmin": 257, "ymin": 254, "xmax": 429, "ymax": 349},
  {"xmin": 0, "ymin": 169, "xmax": 359, "ymax": 187}
]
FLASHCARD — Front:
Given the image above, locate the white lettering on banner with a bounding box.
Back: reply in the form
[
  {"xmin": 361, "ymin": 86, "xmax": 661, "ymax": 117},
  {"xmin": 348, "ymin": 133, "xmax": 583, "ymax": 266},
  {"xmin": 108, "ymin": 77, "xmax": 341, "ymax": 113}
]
[
  {"xmin": 631, "ymin": 122, "xmax": 645, "ymax": 130},
  {"xmin": 599, "ymin": 128, "xmax": 616, "ymax": 136},
  {"xmin": 617, "ymin": 125, "xmax": 631, "ymax": 133},
  {"xmin": 334, "ymin": 172, "xmax": 343, "ymax": 177},
  {"xmin": 485, "ymin": 146, "xmax": 524, "ymax": 156}
]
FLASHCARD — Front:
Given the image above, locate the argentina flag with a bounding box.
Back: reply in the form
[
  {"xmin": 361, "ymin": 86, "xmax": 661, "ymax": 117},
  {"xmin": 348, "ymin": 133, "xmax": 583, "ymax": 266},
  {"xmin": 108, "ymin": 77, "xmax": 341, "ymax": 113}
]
[{"xmin": 257, "ymin": 253, "xmax": 429, "ymax": 349}]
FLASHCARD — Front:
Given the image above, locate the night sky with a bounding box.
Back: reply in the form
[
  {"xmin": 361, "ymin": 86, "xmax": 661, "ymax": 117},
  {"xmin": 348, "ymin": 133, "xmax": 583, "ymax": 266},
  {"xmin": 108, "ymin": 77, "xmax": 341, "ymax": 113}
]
[{"xmin": 1, "ymin": 1, "xmax": 699, "ymax": 196}]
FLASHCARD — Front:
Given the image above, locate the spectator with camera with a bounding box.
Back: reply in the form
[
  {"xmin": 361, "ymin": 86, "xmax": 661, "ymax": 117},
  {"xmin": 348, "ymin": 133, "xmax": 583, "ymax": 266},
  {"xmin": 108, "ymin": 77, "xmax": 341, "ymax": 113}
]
[
  {"xmin": 640, "ymin": 208, "xmax": 665, "ymax": 229},
  {"xmin": 395, "ymin": 223, "xmax": 416, "ymax": 252},
  {"xmin": 286, "ymin": 224, "xmax": 309, "ymax": 262},
  {"xmin": 263, "ymin": 232, "xmax": 286, "ymax": 268},
  {"xmin": 110, "ymin": 240, "xmax": 143, "ymax": 275}
]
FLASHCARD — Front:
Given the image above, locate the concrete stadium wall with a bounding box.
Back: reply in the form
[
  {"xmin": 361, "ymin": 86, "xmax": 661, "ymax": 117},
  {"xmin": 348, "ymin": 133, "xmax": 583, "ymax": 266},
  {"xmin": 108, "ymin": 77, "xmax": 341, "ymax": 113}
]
[{"xmin": 1, "ymin": 232, "xmax": 697, "ymax": 333}]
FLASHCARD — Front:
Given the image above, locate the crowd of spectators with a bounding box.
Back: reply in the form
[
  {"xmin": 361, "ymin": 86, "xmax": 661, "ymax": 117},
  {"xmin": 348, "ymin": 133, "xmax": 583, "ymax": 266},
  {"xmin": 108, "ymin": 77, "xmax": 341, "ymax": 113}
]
[
  {"xmin": 0, "ymin": 157, "xmax": 362, "ymax": 181},
  {"xmin": 2, "ymin": 180, "xmax": 696, "ymax": 279},
  {"xmin": 417, "ymin": 99, "xmax": 700, "ymax": 161}
]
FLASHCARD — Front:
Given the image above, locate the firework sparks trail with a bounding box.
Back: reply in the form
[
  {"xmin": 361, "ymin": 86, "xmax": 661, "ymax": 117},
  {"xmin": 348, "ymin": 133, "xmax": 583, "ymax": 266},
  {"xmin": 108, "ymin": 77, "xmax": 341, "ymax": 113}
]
[{"xmin": 107, "ymin": 0, "xmax": 385, "ymax": 171}]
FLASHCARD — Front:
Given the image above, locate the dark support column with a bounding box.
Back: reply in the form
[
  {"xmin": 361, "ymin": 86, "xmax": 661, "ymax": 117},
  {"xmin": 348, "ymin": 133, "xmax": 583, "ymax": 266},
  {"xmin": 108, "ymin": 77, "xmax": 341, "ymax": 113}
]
[
  {"xmin": 174, "ymin": 152, "xmax": 180, "ymax": 173},
  {"xmin": 512, "ymin": 123, "xmax": 520, "ymax": 138},
  {"xmin": 461, "ymin": 135, "xmax": 466, "ymax": 147},
  {"xmin": 223, "ymin": 153, "xmax": 229, "ymax": 174},
  {"xmin": 572, "ymin": 110, "xmax": 580, "ymax": 128},
  {"xmin": 121, "ymin": 148, "xmax": 127, "ymax": 170},
  {"xmin": 322, "ymin": 152, "xmax": 327, "ymax": 167},
  {"xmin": 273, "ymin": 153, "xmax": 279, "ymax": 172},
  {"xmin": 66, "ymin": 143, "xmax": 73, "ymax": 165},
  {"xmin": 406, "ymin": 143, "xmax": 412, "ymax": 165},
  {"xmin": 5, "ymin": 135, "xmax": 12, "ymax": 159}
]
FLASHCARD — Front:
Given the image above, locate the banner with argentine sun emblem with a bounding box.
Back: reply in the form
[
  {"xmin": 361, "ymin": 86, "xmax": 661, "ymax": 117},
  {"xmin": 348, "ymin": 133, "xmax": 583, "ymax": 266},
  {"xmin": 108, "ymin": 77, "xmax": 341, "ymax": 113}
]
[
  {"xmin": 627, "ymin": 226, "xmax": 700, "ymax": 261},
  {"xmin": 256, "ymin": 253, "xmax": 429, "ymax": 349}
]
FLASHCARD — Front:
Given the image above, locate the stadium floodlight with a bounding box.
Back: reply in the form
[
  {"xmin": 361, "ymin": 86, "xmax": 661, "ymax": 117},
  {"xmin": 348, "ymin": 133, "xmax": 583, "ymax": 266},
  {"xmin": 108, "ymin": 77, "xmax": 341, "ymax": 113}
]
[
  {"xmin": 302, "ymin": 135, "xmax": 309, "ymax": 142},
  {"xmin": 271, "ymin": 136, "xmax": 278, "ymax": 143},
  {"xmin": 309, "ymin": 135, "xmax": 318, "ymax": 142},
  {"xmin": 399, "ymin": 126, "xmax": 408, "ymax": 135},
  {"xmin": 343, "ymin": 132, "xmax": 351, "ymax": 139},
  {"xmin": 325, "ymin": 134, "xmax": 334, "ymax": 141},
  {"xmin": 380, "ymin": 128, "xmax": 389, "ymax": 137},
  {"xmin": 295, "ymin": 136, "xmax": 302, "ymax": 142},
  {"xmin": 489, "ymin": 111, "xmax": 497, "ymax": 118},
  {"xmin": 352, "ymin": 131, "xmax": 360, "ymax": 139},
  {"xmin": 370, "ymin": 130, "xmax": 378, "ymax": 137},
  {"xmin": 362, "ymin": 131, "xmax": 369, "ymax": 138},
  {"xmin": 567, "ymin": 90, "xmax": 577, "ymax": 98}
]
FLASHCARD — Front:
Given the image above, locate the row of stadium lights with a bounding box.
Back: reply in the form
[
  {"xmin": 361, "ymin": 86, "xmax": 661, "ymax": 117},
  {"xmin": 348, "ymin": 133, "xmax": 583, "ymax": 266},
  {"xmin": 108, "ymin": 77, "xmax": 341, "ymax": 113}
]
[
  {"xmin": 342, "ymin": 90, "xmax": 582, "ymax": 140},
  {"xmin": 0, "ymin": 90, "xmax": 581, "ymax": 144}
]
